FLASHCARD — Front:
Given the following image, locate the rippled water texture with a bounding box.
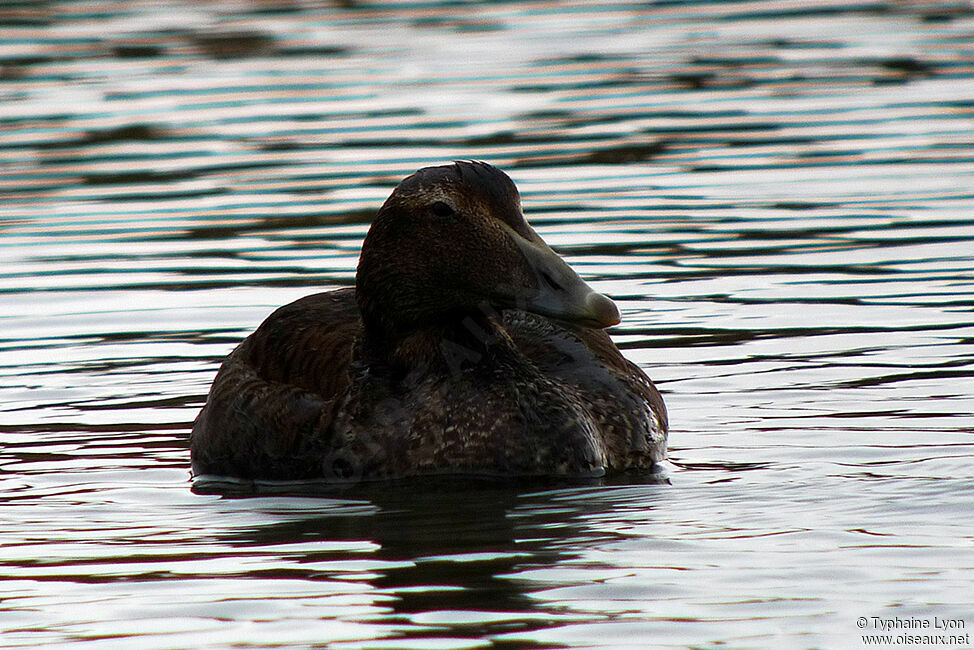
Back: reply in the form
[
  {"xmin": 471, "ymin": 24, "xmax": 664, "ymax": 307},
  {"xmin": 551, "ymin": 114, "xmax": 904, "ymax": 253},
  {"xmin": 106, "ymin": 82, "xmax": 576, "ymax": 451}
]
[{"xmin": 2, "ymin": 1, "xmax": 974, "ymax": 647}]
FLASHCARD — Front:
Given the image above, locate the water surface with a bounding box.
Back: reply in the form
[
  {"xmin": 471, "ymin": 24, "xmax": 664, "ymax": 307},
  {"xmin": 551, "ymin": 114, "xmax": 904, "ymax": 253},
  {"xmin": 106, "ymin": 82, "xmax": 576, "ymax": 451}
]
[{"xmin": 2, "ymin": 1, "xmax": 974, "ymax": 647}]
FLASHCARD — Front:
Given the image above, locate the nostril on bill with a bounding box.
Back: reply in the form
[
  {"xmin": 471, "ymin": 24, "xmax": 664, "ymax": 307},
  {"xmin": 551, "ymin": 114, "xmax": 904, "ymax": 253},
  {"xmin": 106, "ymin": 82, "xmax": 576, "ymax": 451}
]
[{"xmin": 540, "ymin": 270, "xmax": 563, "ymax": 292}]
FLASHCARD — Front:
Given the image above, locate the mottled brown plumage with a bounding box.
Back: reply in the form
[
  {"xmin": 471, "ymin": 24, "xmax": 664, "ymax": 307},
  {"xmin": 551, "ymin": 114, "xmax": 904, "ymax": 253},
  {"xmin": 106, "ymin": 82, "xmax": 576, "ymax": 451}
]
[{"xmin": 190, "ymin": 161, "xmax": 667, "ymax": 481}]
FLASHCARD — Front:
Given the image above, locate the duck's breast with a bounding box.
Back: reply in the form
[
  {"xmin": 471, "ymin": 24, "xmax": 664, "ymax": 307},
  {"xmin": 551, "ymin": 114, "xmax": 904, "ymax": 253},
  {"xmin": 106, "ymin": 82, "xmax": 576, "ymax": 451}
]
[
  {"xmin": 503, "ymin": 311, "xmax": 668, "ymax": 469},
  {"xmin": 330, "ymin": 354, "xmax": 609, "ymax": 479}
]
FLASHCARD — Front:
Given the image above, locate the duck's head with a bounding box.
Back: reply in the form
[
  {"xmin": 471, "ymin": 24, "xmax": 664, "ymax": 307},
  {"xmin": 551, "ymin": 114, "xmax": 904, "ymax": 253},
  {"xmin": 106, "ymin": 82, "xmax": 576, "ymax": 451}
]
[{"xmin": 356, "ymin": 161, "xmax": 620, "ymax": 343}]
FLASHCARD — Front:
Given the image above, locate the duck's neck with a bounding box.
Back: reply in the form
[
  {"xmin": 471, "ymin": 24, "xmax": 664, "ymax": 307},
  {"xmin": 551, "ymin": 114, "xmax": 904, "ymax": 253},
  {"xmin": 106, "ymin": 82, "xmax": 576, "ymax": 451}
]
[{"xmin": 358, "ymin": 303, "xmax": 515, "ymax": 372}]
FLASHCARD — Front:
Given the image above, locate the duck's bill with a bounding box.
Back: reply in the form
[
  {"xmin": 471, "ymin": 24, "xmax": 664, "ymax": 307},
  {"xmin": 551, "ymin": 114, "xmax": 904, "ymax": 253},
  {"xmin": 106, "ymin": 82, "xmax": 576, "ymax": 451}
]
[{"xmin": 505, "ymin": 229, "xmax": 621, "ymax": 329}]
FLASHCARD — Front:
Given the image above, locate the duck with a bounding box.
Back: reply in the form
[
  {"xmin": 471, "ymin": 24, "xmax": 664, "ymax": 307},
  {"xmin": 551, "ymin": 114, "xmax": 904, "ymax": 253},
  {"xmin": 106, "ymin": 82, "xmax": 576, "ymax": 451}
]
[{"xmin": 190, "ymin": 161, "xmax": 667, "ymax": 482}]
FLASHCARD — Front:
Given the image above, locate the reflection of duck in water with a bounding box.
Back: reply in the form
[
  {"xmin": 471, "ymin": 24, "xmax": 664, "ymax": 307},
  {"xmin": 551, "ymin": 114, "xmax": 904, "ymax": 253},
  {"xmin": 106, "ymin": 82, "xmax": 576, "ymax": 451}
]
[{"xmin": 190, "ymin": 161, "xmax": 667, "ymax": 482}]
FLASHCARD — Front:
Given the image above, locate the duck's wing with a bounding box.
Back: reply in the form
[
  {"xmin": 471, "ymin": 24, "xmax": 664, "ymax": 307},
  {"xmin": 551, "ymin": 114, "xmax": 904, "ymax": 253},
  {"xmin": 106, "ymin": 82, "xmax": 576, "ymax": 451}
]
[
  {"xmin": 504, "ymin": 311, "xmax": 668, "ymax": 468},
  {"xmin": 190, "ymin": 288, "xmax": 361, "ymax": 480}
]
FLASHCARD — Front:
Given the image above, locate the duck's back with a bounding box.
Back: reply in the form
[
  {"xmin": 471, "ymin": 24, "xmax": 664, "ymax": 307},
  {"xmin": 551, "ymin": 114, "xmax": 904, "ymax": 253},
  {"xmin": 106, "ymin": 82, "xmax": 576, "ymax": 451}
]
[{"xmin": 190, "ymin": 288, "xmax": 361, "ymax": 480}]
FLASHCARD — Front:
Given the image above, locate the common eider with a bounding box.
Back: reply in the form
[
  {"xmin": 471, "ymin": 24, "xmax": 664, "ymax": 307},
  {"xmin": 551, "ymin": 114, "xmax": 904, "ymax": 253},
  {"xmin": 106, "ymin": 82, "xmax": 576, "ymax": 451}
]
[{"xmin": 190, "ymin": 162, "xmax": 667, "ymax": 482}]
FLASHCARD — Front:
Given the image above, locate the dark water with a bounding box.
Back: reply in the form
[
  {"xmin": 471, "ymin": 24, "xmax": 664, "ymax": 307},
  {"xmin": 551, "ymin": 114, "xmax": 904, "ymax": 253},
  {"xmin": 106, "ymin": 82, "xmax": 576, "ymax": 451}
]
[{"xmin": 2, "ymin": 1, "xmax": 974, "ymax": 647}]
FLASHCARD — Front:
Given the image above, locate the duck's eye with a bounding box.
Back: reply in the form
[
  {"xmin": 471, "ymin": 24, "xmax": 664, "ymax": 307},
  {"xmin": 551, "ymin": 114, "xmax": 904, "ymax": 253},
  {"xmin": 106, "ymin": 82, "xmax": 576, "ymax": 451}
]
[{"xmin": 430, "ymin": 201, "xmax": 455, "ymax": 217}]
